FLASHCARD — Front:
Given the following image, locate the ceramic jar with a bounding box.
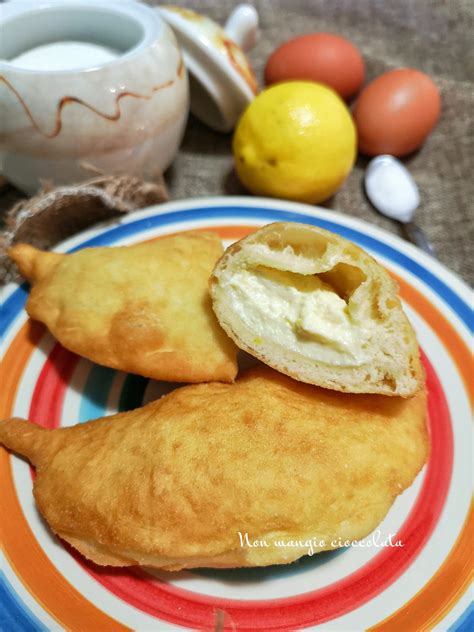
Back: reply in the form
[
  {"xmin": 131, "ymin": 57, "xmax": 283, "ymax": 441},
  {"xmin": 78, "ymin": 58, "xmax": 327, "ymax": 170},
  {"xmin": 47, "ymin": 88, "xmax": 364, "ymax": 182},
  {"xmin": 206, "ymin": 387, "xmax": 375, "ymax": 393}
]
[{"xmin": 0, "ymin": 0, "xmax": 189, "ymax": 193}]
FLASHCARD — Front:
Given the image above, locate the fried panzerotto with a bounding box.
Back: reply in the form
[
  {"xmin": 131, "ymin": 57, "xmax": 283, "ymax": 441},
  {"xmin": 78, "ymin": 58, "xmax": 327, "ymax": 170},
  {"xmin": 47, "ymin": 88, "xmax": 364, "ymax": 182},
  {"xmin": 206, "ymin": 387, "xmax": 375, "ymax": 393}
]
[
  {"xmin": 0, "ymin": 366, "xmax": 429, "ymax": 570},
  {"xmin": 9, "ymin": 232, "xmax": 237, "ymax": 383},
  {"xmin": 210, "ymin": 222, "xmax": 424, "ymax": 396}
]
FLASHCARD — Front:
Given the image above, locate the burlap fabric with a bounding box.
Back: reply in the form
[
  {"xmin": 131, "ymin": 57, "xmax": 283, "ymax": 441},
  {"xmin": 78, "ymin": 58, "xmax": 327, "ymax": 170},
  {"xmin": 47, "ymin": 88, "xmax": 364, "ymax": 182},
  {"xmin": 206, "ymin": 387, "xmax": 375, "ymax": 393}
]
[
  {"xmin": 1, "ymin": 0, "xmax": 472, "ymax": 285},
  {"xmin": 0, "ymin": 175, "xmax": 168, "ymax": 284}
]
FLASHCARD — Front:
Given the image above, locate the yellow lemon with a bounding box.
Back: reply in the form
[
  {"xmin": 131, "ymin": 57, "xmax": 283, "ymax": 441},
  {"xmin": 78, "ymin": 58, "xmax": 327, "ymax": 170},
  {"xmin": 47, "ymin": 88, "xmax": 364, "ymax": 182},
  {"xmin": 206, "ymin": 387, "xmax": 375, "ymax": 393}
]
[{"xmin": 233, "ymin": 81, "xmax": 357, "ymax": 203}]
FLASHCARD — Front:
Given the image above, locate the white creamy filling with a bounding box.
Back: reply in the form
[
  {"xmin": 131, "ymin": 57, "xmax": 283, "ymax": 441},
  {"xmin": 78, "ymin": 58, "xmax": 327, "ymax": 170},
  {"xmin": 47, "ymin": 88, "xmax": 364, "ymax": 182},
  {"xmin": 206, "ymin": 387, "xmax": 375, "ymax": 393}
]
[{"xmin": 225, "ymin": 266, "xmax": 368, "ymax": 366}]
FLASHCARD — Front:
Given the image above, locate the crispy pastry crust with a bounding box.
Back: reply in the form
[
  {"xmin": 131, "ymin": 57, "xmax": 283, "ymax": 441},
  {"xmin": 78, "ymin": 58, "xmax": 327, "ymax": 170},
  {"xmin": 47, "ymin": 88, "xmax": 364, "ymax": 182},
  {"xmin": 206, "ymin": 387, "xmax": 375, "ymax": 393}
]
[
  {"xmin": 9, "ymin": 233, "xmax": 238, "ymax": 383},
  {"xmin": 0, "ymin": 366, "xmax": 429, "ymax": 570}
]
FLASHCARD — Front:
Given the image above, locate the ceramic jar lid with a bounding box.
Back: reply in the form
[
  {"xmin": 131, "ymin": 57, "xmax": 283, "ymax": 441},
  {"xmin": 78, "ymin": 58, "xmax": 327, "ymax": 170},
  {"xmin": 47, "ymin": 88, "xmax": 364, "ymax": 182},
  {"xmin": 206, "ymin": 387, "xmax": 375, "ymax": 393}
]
[{"xmin": 157, "ymin": 3, "xmax": 259, "ymax": 132}]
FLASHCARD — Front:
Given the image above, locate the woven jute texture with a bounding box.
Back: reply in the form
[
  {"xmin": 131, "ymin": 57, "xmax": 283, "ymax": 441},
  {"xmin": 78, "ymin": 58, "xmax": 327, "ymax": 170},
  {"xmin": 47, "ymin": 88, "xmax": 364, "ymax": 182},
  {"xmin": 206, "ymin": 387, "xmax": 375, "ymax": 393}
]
[
  {"xmin": 0, "ymin": 175, "xmax": 168, "ymax": 285},
  {"xmin": 148, "ymin": 0, "xmax": 474, "ymax": 286}
]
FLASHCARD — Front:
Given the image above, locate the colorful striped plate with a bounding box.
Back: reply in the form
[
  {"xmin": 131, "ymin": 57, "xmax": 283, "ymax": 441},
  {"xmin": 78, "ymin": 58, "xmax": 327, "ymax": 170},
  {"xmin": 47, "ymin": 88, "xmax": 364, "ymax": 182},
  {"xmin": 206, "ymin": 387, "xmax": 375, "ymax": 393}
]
[{"xmin": 1, "ymin": 197, "xmax": 472, "ymax": 631}]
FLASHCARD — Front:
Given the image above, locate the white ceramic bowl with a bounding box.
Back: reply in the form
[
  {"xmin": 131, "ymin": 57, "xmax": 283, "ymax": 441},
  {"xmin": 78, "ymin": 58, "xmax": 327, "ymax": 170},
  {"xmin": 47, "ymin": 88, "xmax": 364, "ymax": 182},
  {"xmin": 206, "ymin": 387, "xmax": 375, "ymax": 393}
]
[{"xmin": 0, "ymin": 0, "xmax": 189, "ymax": 193}]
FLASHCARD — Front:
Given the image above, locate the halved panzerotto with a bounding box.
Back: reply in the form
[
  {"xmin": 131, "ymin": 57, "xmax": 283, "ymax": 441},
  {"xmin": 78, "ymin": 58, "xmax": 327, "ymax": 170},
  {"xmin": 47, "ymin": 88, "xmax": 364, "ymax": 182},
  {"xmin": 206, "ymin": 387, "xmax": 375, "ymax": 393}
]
[{"xmin": 210, "ymin": 222, "xmax": 423, "ymax": 396}]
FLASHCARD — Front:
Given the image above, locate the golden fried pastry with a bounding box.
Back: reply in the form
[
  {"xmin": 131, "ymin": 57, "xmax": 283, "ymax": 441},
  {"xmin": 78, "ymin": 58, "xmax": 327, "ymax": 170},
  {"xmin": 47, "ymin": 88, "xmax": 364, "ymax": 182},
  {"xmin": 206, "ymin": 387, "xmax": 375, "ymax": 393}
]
[
  {"xmin": 210, "ymin": 222, "xmax": 423, "ymax": 396},
  {"xmin": 9, "ymin": 233, "xmax": 237, "ymax": 383},
  {"xmin": 0, "ymin": 366, "xmax": 428, "ymax": 570}
]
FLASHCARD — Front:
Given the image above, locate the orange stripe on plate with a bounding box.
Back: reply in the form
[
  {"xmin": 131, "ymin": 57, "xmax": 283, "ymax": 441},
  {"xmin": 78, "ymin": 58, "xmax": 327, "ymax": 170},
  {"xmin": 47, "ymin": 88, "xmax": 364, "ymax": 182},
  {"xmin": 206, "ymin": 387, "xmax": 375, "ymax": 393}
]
[
  {"xmin": 396, "ymin": 274, "xmax": 473, "ymax": 407},
  {"xmin": 0, "ymin": 321, "xmax": 130, "ymax": 632},
  {"xmin": 142, "ymin": 224, "xmax": 255, "ymax": 243},
  {"xmin": 366, "ymin": 274, "xmax": 473, "ymax": 629},
  {"xmin": 370, "ymin": 502, "xmax": 473, "ymax": 632},
  {"xmin": 196, "ymin": 225, "xmax": 256, "ymax": 239},
  {"xmin": 1, "ymin": 320, "xmax": 44, "ymax": 425}
]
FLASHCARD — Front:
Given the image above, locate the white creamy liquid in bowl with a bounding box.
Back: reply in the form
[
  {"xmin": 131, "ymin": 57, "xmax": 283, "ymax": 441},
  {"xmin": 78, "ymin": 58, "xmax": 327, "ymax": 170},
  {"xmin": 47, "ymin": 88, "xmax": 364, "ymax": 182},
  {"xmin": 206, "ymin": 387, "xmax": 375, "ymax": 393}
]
[{"xmin": 8, "ymin": 41, "xmax": 119, "ymax": 70}]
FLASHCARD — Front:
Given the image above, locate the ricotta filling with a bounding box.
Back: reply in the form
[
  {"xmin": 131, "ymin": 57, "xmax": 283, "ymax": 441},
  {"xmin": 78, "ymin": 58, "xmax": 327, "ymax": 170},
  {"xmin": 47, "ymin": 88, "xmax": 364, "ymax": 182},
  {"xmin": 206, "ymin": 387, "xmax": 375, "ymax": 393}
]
[{"xmin": 224, "ymin": 266, "xmax": 368, "ymax": 366}]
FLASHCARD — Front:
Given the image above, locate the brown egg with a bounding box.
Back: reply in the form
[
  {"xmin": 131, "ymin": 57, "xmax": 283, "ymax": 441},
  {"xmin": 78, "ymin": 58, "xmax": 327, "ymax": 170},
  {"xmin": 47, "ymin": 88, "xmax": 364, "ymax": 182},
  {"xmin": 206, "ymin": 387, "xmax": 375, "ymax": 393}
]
[
  {"xmin": 264, "ymin": 33, "xmax": 365, "ymax": 100},
  {"xmin": 353, "ymin": 68, "xmax": 441, "ymax": 157}
]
